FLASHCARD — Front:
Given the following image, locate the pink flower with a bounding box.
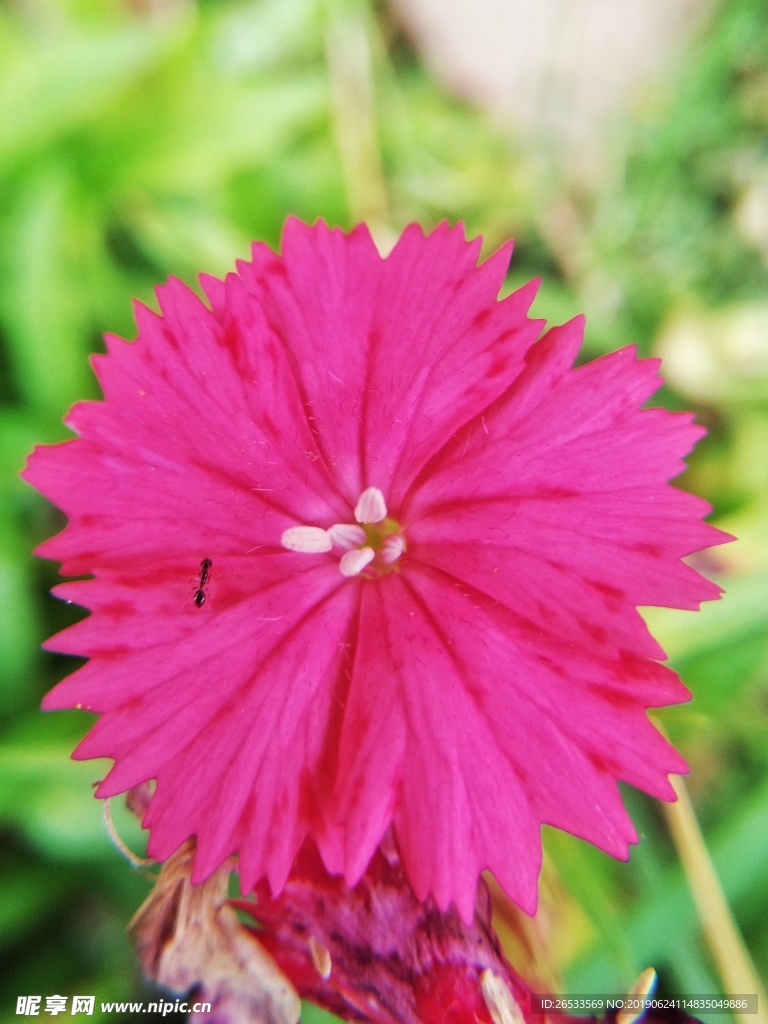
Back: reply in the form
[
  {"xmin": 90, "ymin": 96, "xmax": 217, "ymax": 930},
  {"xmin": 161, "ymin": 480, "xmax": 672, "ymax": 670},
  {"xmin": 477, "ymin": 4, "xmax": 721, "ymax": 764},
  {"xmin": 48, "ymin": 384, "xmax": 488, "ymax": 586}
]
[{"xmin": 24, "ymin": 219, "xmax": 727, "ymax": 921}]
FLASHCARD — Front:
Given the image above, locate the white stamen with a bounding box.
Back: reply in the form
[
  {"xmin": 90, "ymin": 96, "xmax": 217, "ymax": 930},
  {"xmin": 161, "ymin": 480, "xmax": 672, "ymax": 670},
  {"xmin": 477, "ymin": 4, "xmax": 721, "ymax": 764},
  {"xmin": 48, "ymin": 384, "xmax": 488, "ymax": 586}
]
[
  {"xmin": 381, "ymin": 534, "xmax": 405, "ymax": 563},
  {"xmin": 328, "ymin": 523, "xmax": 367, "ymax": 550},
  {"xmin": 281, "ymin": 526, "xmax": 333, "ymax": 553},
  {"xmin": 354, "ymin": 487, "xmax": 387, "ymax": 524},
  {"xmin": 339, "ymin": 547, "xmax": 375, "ymax": 577}
]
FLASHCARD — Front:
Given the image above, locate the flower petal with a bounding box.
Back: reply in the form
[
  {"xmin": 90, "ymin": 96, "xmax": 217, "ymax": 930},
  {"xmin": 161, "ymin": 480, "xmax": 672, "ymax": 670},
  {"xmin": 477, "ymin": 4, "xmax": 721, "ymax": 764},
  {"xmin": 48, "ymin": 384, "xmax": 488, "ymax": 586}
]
[
  {"xmin": 405, "ymin": 325, "xmax": 728, "ymax": 660},
  {"xmin": 335, "ymin": 564, "xmax": 684, "ymax": 919},
  {"xmin": 23, "ymin": 274, "xmax": 350, "ymax": 575},
  {"xmin": 236, "ymin": 219, "xmax": 544, "ymax": 504},
  {"xmin": 44, "ymin": 556, "xmax": 358, "ymax": 894}
]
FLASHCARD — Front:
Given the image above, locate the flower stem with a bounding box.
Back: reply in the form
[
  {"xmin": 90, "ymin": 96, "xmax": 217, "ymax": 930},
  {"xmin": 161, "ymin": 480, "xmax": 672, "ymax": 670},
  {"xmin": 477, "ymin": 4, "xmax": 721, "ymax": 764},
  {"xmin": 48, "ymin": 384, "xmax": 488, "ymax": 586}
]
[
  {"xmin": 324, "ymin": 3, "xmax": 394, "ymax": 248},
  {"xmin": 663, "ymin": 773, "xmax": 767, "ymax": 1024}
]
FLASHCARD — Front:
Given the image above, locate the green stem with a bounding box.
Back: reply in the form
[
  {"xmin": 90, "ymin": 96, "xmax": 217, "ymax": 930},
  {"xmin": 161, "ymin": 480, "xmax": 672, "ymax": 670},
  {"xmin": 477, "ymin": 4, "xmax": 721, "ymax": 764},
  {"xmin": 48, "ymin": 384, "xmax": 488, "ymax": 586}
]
[
  {"xmin": 324, "ymin": 4, "xmax": 393, "ymax": 248},
  {"xmin": 663, "ymin": 773, "xmax": 767, "ymax": 1024}
]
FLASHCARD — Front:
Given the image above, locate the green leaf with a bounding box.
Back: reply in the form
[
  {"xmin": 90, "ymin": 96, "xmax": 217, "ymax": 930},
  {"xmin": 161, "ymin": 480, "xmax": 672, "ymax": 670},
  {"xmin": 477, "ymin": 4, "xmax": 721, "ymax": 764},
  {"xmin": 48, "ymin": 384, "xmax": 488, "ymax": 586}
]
[
  {"xmin": 0, "ymin": 167, "xmax": 100, "ymax": 414},
  {"xmin": 0, "ymin": 20, "xmax": 176, "ymax": 161}
]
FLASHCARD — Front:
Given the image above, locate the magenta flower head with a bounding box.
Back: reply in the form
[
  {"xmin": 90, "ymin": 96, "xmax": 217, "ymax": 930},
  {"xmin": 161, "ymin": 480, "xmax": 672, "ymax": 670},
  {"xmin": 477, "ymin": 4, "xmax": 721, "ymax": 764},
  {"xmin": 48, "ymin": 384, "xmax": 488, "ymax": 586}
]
[{"xmin": 24, "ymin": 219, "xmax": 727, "ymax": 921}]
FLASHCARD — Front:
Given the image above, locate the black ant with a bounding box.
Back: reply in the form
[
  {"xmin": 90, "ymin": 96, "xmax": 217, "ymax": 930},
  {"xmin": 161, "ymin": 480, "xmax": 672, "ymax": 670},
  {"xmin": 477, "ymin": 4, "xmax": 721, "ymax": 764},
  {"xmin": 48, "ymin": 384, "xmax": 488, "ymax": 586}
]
[{"xmin": 194, "ymin": 558, "xmax": 213, "ymax": 608}]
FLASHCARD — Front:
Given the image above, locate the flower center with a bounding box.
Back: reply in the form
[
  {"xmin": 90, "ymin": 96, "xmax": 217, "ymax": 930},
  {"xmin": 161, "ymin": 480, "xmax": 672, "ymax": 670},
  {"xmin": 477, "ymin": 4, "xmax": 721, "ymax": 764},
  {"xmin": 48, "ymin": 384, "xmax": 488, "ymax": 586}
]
[{"xmin": 281, "ymin": 487, "xmax": 406, "ymax": 578}]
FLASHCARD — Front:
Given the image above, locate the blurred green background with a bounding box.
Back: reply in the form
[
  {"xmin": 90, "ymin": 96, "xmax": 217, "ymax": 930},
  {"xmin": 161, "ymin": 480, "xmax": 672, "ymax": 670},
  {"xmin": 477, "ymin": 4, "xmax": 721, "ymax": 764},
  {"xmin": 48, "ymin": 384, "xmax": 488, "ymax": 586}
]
[{"xmin": 2, "ymin": 0, "xmax": 767, "ymax": 1021}]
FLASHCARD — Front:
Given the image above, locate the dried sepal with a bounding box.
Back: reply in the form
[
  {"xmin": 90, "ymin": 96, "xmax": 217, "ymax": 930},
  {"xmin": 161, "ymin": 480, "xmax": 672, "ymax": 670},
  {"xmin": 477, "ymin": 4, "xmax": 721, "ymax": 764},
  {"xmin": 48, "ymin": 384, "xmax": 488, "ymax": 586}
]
[{"xmin": 130, "ymin": 842, "xmax": 300, "ymax": 1024}]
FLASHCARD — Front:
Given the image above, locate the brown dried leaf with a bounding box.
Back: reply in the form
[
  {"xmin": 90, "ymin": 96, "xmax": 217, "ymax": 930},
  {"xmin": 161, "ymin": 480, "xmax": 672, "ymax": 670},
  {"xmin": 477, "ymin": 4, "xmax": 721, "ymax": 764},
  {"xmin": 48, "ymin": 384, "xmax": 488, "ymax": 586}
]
[{"xmin": 130, "ymin": 841, "xmax": 300, "ymax": 1024}]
